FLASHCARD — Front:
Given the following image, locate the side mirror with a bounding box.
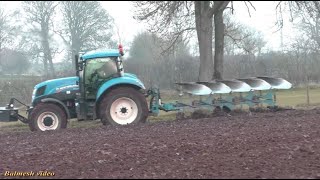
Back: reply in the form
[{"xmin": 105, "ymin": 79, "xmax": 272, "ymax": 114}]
[
  {"xmin": 78, "ymin": 60, "xmax": 83, "ymax": 71},
  {"xmin": 75, "ymin": 54, "xmax": 83, "ymax": 76}
]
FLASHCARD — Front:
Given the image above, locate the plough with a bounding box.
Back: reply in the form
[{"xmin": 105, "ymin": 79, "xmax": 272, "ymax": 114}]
[{"xmin": 147, "ymin": 77, "xmax": 292, "ymax": 117}]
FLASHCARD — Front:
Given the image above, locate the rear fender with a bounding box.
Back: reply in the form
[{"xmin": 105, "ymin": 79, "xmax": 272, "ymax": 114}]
[{"xmin": 96, "ymin": 76, "xmax": 145, "ymax": 103}]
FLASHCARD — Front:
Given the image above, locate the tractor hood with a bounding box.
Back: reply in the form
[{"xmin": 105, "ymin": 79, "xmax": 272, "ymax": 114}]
[{"xmin": 32, "ymin": 76, "xmax": 79, "ymax": 102}]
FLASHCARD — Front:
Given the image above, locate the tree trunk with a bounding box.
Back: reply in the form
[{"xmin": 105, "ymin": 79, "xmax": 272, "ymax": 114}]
[
  {"xmin": 71, "ymin": 50, "xmax": 76, "ymax": 71},
  {"xmin": 213, "ymin": 10, "xmax": 225, "ymax": 80},
  {"xmin": 43, "ymin": 39, "xmax": 55, "ymax": 78},
  {"xmin": 71, "ymin": 44, "xmax": 80, "ymax": 75},
  {"xmin": 71, "ymin": 37, "xmax": 81, "ymax": 74},
  {"xmin": 41, "ymin": 23, "xmax": 55, "ymax": 79},
  {"xmin": 195, "ymin": 1, "xmax": 214, "ymax": 82},
  {"xmin": 43, "ymin": 57, "xmax": 48, "ymax": 79}
]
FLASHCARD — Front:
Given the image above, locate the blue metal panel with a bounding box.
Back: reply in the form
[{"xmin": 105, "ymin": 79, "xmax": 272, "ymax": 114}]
[
  {"xmin": 32, "ymin": 77, "xmax": 79, "ymax": 102},
  {"xmin": 81, "ymin": 49, "xmax": 120, "ymax": 60},
  {"xmin": 96, "ymin": 73, "xmax": 145, "ymax": 100}
]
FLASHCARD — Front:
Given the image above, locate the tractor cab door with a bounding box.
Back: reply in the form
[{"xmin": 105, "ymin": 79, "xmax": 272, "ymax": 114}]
[{"xmin": 83, "ymin": 57, "xmax": 118, "ymax": 100}]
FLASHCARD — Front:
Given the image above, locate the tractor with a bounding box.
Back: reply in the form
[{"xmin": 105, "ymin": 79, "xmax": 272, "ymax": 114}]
[{"xmin": 2, "ymin": 45, "xmax": 149, "ymax": 131}]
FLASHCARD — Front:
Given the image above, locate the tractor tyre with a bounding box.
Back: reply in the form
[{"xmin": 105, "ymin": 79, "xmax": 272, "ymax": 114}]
[
  {"xmin": 99, "ymin": 86, "xmax": 148, "ymax": 126},
  {"xmin": 28, "ymin": 103, "xmax": 67, "ymax": 131}
]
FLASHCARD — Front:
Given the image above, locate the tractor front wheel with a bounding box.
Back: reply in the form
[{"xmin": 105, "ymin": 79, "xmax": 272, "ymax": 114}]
[
  {"xmin": 28, "ymin": 103, "xmax": 67, "ymax": 131},
  {"xmin": 99, "ymin": 87, "xmax": 148, "ymax": 126}
]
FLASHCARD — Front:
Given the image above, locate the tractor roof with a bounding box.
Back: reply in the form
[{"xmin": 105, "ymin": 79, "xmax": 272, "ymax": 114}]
[{"xmin": 81, "ymin": 49, "xmax": 120, "ymax": 60}]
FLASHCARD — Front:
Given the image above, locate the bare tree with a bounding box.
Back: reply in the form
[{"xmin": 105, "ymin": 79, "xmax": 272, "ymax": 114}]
[
  {"xmin": 58, "ymin": 1, "xmax": 115, "ymax": 68},
  {"xmin": 223, "ymin": 12, "xmax": 266, "ymax": 56},
  {"xmin": 126, "ymin": 31, "xmax": 194, "ymax": 88},
  {"xmin": 275, "ymin": 1, "xmax": 320, "ymax": 30},
  {"xmin": 291, "ymin": 5, "xmax": 320, "ymax": 53},
  {"xmin": 285, "ymin": 1, "xmax": 320, "ymax": 84},
  {"xmin": 237, "ymin": 27, "xmax": 266, "ymax": 56},
  {"xmin": 133, "ymin": 1, "xmax": 234, "ymax": 81},
  {"xmin": 23, "ymin": 1, "xmax": 58, "ymax": 79},
  {"xmin": 0, "ymin": 48, "xmax": 30, "ymax": 75},
  {"xmin": 0, "ymin": 8, "xmax": 9, "ymax": 50},
  {"xmin": 0, "ymin": 7, "xmax": 19, "ymax": 50}
]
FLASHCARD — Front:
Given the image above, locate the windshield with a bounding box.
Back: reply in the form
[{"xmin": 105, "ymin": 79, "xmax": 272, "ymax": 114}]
[{"xmin": 84, "ymin": 57, "xmax": 118, "ymax": 85}]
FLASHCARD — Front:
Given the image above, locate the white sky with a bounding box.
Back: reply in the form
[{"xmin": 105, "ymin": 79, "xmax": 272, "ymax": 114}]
[
  {"xmin": 100, "ymin": 1, "xmax": 145, "ymax": 45},
  {"xmin": 231, "ymin": 1, "xmax": 295, "ymax": 51},
  {"xmin": 1, "ymin": 1, "xmax": 296, "ymax": 60},
  {"xmin": 101, "ymin": 1, "xmax": 295, "ymax": 52}
]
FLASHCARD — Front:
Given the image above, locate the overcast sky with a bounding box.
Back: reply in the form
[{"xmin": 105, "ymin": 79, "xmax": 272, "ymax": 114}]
[
  {"xmin": 100, "ymin": 1, "xmax": 294, "ymax": 51},
  {"xmin": 1, "ymin": 1, "xmax": 295, "ymax": 59}
]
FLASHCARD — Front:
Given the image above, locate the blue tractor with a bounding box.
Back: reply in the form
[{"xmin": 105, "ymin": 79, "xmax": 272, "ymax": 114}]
[{"xmin": 4, "ymin": 45, "xmax": 149, "ymax": 131}]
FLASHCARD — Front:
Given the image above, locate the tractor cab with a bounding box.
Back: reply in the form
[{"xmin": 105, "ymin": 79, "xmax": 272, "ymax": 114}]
[{"xmin": 77, "ymin": 47, "xmax": 124, "ymax": 100}]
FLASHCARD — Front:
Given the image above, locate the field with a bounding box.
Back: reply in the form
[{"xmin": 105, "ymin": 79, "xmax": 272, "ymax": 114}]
[{"xmin": 0, "ymin": 87, "xmax": 320, "ymax": 178}]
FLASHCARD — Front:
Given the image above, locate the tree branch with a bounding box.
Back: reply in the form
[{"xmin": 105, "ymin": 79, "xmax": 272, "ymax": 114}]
[
  {"xmin": 247, "ymin": 1, "xmax": 256, "ymax": 11},
  {"xmin": 208, "ymin": 1, "xmax": 230, "ymax": 17},
  {"xmin": 160, "ymin": 27, "xmax": 195, "ymax": 56},
  {"xmin": 244, "ymin": 1, "xmax": 252, "ymax": 17}
]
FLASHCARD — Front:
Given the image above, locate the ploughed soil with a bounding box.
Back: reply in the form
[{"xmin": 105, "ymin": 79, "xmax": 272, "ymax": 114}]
[{"xmin": 1, "ymin": 108, "xmax": 320, "ymax": 179}]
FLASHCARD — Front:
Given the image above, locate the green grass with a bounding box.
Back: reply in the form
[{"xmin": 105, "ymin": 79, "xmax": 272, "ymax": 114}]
[
  {"xmin": 0, "ymin": 121, "xmax": 30, "ymax": 133},
  {"xmin": 0, "ymin": 119, "xmax": 103, "ymax": 133},
  {"xmin": 276, "ymin": 87, "xmax": 320, "ymax": 107},
  {"xmin": 148, "ymin": 112, "xmax": 178, "ymax": 122},
  {"xmin": 1, "ymin": 86, "xmax": 319, "ymax": 132}
]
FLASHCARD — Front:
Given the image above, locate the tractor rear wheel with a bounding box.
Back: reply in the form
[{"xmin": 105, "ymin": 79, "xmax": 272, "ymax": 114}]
[
  {"xmin": 99, "ymin": 87, "xmax": 148, "ymax": 126},
  {"xmin": 28, "ymin": 103, "xmax": 67, "ymax": 131}
]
